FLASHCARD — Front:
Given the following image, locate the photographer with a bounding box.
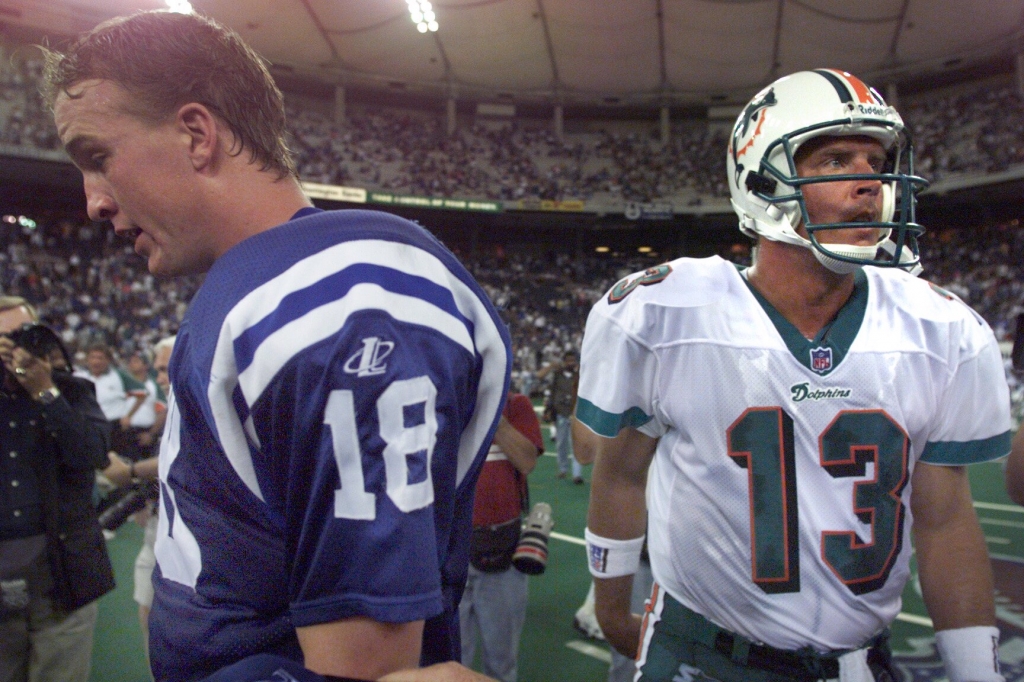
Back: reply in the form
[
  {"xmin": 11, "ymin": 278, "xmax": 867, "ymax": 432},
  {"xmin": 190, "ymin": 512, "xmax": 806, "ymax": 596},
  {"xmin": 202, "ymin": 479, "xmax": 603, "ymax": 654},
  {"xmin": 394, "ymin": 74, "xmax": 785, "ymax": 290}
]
[
  {"xmin": 0, "ymin": 296, "xmax": 114, "ymax": 682},
  {"xmin": 459, "ymin": 390, "xmax": 543, "ymax": 682}
]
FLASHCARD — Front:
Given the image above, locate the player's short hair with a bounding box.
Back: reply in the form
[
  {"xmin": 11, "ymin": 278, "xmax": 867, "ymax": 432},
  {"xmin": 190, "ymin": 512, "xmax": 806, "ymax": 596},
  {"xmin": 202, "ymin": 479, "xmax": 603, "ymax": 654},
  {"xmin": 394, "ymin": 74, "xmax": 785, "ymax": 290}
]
[
  {"xmin": 40, "ymin": 10, "xmax": 296, "ymax": 178},
  {"xmin": 0, "ymin": 295, "xmax": 39, "ymax": 321}
]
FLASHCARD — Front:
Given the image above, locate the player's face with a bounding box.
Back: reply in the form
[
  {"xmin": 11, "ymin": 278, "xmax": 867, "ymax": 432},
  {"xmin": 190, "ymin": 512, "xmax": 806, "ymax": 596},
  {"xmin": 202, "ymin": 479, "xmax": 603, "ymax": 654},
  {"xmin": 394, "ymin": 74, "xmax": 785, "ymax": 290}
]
[
  {"xmin": 154, "ymin": 346, "xmax": 172, "ymax": 393},
  {"xmin": 795, "ymin": 135, "xmax": 887, "ymax": 248},
  {"xmin": 54, "ymin": 79, "xmax": 214, "ymax": 277}
]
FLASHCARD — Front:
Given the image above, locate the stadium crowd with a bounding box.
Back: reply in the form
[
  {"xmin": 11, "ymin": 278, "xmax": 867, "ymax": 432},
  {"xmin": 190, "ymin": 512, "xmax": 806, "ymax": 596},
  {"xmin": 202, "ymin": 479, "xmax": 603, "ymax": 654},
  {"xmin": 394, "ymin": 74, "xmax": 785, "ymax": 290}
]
[
  {"xmin": 1, "ymin": 210, "xmax": 1021, "ymax": 416},
  {"xmin": 3, "ymin": 40, "xmax": 1023, "ymax": 416},
  {"xmin": 4, "ymin": 47, "xmax": 1024, "ymax": 204}
]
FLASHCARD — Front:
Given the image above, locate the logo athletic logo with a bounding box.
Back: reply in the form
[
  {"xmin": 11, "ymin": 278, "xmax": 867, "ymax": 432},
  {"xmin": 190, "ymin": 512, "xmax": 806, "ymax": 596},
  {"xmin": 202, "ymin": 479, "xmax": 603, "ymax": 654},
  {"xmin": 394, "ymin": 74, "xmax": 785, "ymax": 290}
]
[
  {"xmin": 730, "ymin": 86, "xmax": 777, "ymax": 190},
  {"xmin": 344, "ymin": 337, "xmax": 395, "ymax": 377},
  {"xmin": 589, "ymin": 544, "xmax": 608, "ymax": 573},
  {"xmin": 809, "ymin": 346, "xmax": 833, "ymax": 374}
]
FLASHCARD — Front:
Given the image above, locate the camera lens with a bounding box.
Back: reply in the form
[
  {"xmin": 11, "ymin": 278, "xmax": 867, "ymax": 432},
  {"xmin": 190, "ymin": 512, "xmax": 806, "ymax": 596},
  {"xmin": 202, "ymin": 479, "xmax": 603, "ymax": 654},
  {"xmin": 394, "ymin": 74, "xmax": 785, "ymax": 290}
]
[{"xmin": 513, "ymin": 502, "xmax": 553, "ymax": 575}]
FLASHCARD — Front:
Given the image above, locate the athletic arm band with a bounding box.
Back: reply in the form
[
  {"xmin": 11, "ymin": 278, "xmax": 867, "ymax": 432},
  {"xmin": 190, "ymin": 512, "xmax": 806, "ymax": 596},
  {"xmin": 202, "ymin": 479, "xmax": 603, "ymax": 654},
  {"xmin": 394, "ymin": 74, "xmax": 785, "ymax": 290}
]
[
  {"xmin": 584, "ymin": 528, "xmax": 644, "ymax": 578},
  {"xmin": 934, "ymin": 626, "xmax": 1003, "ymax": 682}
]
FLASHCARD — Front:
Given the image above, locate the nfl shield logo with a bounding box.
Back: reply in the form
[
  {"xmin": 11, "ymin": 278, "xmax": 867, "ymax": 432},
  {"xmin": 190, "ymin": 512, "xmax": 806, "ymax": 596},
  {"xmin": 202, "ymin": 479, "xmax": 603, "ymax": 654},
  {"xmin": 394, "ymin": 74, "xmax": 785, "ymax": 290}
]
[
  {"xmin": 589, "ymin": 544, "xmax": 608, "ymax": 573},
  {"xmin": 810, "ymin": 346, "xmax": 833, "ymax": 373}
]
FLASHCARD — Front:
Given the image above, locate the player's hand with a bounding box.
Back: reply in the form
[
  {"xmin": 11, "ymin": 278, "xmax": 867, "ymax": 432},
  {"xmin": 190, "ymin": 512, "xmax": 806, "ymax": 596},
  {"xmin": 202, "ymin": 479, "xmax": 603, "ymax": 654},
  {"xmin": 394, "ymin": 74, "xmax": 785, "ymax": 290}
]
[{"xmin": 377, "ymin": 662, "xmax": 496, "ymax": 682}]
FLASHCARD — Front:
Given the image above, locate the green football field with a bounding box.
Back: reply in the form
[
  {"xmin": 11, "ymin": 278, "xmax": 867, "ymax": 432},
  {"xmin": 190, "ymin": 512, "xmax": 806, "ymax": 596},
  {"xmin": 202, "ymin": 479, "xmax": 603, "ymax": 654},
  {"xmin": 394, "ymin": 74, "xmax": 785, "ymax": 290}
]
[{"xmin": 89, "ymin": 427, "xmax": 1024, "ymax": 681}]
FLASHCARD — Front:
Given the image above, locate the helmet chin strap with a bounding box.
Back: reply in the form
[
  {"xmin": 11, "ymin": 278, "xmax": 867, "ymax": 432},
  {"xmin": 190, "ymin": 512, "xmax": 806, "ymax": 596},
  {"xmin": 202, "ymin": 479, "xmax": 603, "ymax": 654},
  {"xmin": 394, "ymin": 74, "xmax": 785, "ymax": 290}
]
[
  {"xmin": 813, "ymin": 244, "xmax": 877, "ymax": 274},
  {"xmin": 743, "ymin": 197, "xmax": 902, "ymax": 276}
]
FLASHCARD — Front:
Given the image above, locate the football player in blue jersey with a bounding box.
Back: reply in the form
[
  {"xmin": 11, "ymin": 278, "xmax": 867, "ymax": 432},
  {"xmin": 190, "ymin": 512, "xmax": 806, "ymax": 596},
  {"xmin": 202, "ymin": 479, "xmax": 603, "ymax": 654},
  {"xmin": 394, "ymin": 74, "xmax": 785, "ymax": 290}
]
[{"xmin": 44, "ymin": 11, "xmax": 510, "ymax": 682}]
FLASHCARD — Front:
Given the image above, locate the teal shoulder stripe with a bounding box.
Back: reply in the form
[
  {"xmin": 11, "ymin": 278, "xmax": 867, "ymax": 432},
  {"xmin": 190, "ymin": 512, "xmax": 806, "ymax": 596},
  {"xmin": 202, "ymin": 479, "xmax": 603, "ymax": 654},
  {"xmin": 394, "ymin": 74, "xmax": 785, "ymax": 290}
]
[
  {"xmin": 920, "ymin": 431, "xmax": 1011, "ymax": 465},
  {"xmin": 575, "ymin": 398, "xmax": 652, "ymax": 438}
]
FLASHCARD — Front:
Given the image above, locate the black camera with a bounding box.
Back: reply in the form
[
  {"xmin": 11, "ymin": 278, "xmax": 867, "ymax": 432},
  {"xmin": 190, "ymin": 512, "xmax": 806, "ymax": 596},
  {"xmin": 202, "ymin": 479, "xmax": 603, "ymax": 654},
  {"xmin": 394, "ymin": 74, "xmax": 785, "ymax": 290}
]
[
  {"xmin": 6, "ymin": 323, "xmax": 60, "ymax": 357},
  {"xmin": 4, "ymin": 323, "xmax": 73, "ymax": 369},
  {"xmin": 97, "ymin": 480, "xmax": 159, "ymax": 531}
]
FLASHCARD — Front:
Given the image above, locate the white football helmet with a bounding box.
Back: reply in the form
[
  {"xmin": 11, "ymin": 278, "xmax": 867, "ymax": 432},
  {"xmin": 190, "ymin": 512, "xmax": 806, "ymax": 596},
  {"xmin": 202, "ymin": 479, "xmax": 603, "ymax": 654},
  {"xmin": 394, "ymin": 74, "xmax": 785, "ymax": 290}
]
[{"xmin": 727, "ymin": 69, "xmax": 929, "ymax": 274}]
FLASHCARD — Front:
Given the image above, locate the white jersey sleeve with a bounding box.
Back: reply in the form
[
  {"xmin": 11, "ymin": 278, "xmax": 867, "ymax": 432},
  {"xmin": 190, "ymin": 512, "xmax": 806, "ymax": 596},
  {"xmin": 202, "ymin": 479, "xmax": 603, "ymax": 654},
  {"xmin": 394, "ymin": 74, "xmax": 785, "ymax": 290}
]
[
  {"xmin": 576, "ymin": 267, "xmax": 672, "ymax": 440},
  {"xmin": 918, "ymin": 287, "xmax": 1011, "ymax": 464}
]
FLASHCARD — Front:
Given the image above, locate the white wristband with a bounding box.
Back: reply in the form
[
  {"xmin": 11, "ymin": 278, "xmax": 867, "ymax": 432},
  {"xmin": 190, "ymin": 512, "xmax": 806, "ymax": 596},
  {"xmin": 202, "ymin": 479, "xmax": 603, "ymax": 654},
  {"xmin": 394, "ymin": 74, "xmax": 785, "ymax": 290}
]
[
  {"xmin": 934, "ymin": 626, "xmax": 1003, "ymax": 682},
  {"xmin": 585, "ymin": 528, "xmax": 644, "ymax": 578}
]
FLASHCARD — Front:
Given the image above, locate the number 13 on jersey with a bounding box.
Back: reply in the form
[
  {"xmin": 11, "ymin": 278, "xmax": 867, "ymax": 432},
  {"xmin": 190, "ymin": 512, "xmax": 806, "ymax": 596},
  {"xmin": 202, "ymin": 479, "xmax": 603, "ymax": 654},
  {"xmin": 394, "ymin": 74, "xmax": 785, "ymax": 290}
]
[{"xmin": 727, "ymin": 407, "xmax": 910, "ymax": 596}]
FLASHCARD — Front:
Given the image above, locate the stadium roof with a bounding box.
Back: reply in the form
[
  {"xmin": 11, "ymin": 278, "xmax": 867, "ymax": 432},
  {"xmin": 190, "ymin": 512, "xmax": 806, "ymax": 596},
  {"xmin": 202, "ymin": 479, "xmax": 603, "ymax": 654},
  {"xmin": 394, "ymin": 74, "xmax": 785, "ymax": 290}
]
[{"xmin": 3, "ymin": 0, "xmax": 1024, "ymax": 107}]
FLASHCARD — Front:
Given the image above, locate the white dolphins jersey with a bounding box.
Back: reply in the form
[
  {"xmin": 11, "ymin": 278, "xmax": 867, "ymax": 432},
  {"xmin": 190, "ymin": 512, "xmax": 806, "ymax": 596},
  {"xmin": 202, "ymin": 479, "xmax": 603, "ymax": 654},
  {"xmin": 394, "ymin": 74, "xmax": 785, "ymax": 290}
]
[{"xmin": 576, "ymin": 256, "xmax": 1011, "ymax": 652}]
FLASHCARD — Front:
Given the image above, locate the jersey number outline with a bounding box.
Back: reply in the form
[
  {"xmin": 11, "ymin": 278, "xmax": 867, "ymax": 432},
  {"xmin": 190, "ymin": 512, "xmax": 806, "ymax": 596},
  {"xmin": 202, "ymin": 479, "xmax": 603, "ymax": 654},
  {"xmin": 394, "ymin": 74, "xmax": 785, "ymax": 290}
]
[
  {"xmin": 727, "ymin": 408, "xmax": 910, "ymax": 596},
  {"xmin": 325, "ymin": 375, "xmax": 439, "ymax": 520}
]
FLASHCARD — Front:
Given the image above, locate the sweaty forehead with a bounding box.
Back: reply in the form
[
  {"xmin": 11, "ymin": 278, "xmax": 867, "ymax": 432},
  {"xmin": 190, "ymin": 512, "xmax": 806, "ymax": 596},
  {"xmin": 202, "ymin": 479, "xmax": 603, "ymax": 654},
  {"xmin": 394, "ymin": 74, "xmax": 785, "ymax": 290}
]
[{"xmin": 54, "ymin": 79, "xmax": 131, "ymax": 137}]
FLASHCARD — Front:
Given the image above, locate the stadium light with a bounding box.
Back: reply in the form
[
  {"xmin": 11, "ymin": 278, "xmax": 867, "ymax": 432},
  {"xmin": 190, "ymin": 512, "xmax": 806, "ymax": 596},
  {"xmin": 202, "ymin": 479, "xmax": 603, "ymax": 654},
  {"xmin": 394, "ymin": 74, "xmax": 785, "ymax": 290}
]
[
  {"xmin": 408, "ymin": 0, "xmax": 438, "ymax": 32},
  {"xmin": 595, "ymin": 246, "xmax": 610, "ymax": 253}
]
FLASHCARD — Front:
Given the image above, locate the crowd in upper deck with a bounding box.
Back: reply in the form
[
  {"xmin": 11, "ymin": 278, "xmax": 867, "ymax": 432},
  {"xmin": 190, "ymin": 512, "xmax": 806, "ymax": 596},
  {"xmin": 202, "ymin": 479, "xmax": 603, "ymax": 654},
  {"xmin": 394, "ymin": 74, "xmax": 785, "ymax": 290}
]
[{"xmin": 5, "ymin": 49, "xmax": 1024, "ymax": 205}]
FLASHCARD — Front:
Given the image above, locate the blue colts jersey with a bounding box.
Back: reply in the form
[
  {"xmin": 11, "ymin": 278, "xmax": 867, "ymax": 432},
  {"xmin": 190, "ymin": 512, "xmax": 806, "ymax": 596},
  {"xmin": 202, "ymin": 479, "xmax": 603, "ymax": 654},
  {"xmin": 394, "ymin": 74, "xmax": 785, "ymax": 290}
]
[{"xmin": 148, "ymin": 208, "xmax": 511, "ymax": 681}]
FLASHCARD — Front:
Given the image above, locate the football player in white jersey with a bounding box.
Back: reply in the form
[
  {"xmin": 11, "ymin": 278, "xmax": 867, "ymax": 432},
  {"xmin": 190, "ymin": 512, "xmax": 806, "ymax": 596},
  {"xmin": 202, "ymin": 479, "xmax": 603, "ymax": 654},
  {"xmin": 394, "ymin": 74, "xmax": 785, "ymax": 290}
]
[{"xmin": 576, "ymin": 70, "xmax": 1011, "ymax": 682}]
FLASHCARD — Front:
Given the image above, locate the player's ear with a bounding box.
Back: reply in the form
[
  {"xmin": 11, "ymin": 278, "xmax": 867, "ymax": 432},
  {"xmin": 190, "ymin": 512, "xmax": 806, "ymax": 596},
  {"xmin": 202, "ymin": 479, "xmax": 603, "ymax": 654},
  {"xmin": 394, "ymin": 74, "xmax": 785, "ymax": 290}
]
[{"xmin": 177, "ymin": 102, "xmax": 219, "ymax": 173}]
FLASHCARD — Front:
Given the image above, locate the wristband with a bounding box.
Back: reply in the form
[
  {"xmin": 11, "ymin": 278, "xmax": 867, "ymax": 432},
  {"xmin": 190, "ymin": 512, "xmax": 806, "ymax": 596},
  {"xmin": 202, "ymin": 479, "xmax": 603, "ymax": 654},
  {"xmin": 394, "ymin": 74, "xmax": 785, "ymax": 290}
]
[
  {"xmin": 585, "ymin": 528, "xmax": 644, "ymax": 578},
  {"xmin": 934, "ymin": 626, "xmax": 1003, "ymax": 682}
]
